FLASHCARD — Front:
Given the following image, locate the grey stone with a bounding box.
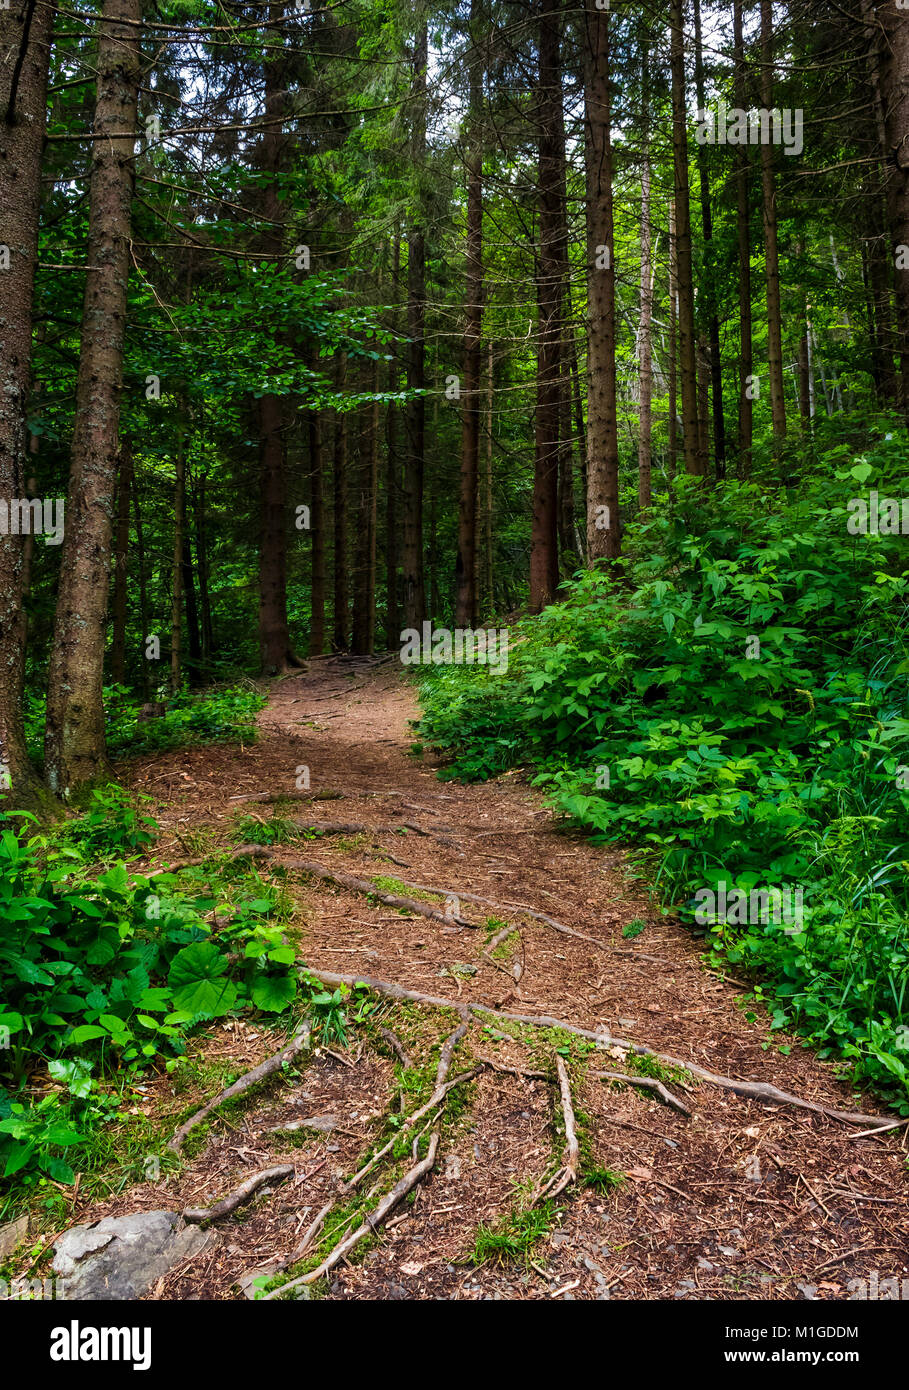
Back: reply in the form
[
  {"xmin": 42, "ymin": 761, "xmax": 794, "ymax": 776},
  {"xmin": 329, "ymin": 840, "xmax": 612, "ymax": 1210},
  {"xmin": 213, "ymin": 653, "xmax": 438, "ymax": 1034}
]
[{"xmin": 52, "ymin": 1210, "xmax": 215, "ymax": 1301}]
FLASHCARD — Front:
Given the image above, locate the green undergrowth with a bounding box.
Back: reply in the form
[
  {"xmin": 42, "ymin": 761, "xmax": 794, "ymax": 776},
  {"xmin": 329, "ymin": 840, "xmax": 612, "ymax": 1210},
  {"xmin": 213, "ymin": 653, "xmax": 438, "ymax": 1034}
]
[
  {"xmin": 0, "ymin": 787, "xmax": 327, "ymax": 1212},
  {"xmin": 418, "ymin": 427, "xmax": 909, "ymax": 1108}
]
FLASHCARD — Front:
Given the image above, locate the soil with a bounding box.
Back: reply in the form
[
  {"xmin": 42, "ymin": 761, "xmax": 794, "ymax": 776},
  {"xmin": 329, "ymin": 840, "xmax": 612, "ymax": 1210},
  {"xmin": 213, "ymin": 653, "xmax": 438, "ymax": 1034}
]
[{"xmin": 42, "ymin": 659, "xmax": 909, "ymax": 1301}]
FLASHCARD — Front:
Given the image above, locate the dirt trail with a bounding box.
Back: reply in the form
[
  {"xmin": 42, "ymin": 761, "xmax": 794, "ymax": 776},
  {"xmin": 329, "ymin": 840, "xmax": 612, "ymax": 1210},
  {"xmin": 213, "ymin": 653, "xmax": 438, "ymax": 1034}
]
[{"xmin": 92, "ymin": 661, "xmax": 909, "ymax": 1300}]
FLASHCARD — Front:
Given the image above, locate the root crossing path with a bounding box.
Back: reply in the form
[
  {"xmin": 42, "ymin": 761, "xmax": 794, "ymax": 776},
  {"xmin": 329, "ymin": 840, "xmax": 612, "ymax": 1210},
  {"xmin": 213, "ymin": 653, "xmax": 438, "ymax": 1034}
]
[{"xmin": 101, "ymin": 661, "xmax": 909, "ymax": 1300}]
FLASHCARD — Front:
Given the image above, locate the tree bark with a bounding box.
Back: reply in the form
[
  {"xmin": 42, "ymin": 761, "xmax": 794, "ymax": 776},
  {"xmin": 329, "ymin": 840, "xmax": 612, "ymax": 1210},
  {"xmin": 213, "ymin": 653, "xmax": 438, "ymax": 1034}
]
[
  {"xmin": 402, "ymin": 25, "xmax": 427, "ymax": 630},
  {"xmin": 875, "ymin": 0, "xmax": 909, "ymax": 413},
  {"xmin": 256, "ymin": 3, "xmax": 299, "ymax": 674},
  {"xmin": 733, "ymin": 0, "xmax": 753, "ymax": 475},
  {"xmin": 693, "ymin": 0, "xmax": 725, "ymax": 479},
  {"xmin": 333, "ymin": 351, "xmax": 349, "ymax": 650},
  {"xmin": 760, "ymin": 0, "xmax": 787, "ymax": 442},
  {"xmin": 668, "ymin": 197, "xmax": 678, "ymax": 479},
  {"xmin": 309, "ymin": 406, "xmax": 326, "ymax": 655},
  {"xmin": 670, "ymin": 0, "xmax": 701, "ymax": 476},
  {"xmin": 637, "ymin": 54, "xmax": 654, "ymax": 515},
  {"xmin": 583, "ymin": 0, "xmax": 620, "ymax": 562},
  {"xmin": 0, "ymin": 0, "xmax": 56, "ymax": 812},
  {"xmin": 45, "ymin": 0, "xmax": 141, "ymax": 794},
  {"xmin": 482, "ymin": 339, "xmax": 495, "ymax": 614},
  {"xmin": 170, "ymin": 432, "xmax": 185, "ymax": 692},
  {"xmin": 352, "ymin": 372, "xmax": 379, "ymax": 654},
  {"xmin": 110, "ymin": 442, "xmax": 131, "ymax": 687},
  {"xmin": 532, "ymin": 0, "xmax": 565, "ymax": 602},
  {"xmin": 455, "ymin": 8, "xmax": 484, "ymax": 629}
]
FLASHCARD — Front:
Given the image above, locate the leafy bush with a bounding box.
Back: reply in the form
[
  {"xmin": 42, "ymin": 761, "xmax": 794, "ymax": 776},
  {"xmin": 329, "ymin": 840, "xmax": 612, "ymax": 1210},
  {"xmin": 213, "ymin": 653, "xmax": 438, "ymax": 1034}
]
[
  {"xmin": 25, "ymin": 684, "xmax": 266, "ymax": 765},
  {"xmin": 0, "ymin": 806, "xmax": 299, "ymax": 1192},
  {"xmin": 418, "ymin": 438, "xmax": 909, "ymax": 1105}
]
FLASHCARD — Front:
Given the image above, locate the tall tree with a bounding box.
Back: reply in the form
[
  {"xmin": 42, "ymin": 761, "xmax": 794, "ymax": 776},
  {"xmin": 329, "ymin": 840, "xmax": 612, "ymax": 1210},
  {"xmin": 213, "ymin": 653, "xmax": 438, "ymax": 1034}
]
[
  {"xmin": 531, "ymin": 0, "xmax": 564, "ymax": 603},
  {"xmin": 734, "ymin": 0, "xmax": 754, "ymax": 474},
  {"xmin": 45, "ymin": 0, "xmax": 142, "ymax": 793},
  {"xmin": 760, "ymin": 0, "xmax": 787, "ymax": 442},
  {"xmin": 455, "ymin": 5, "xmax": 484, "ymax": 628},
  {"xmin": 637, "ymin": 44, "xmax": 654, "ymax": 515},
  {"xmin": 670, "ymin": 0, "xmax": 702, "ymax": 475},
  {"xmin": 256, "ymin": 3, "xmax": 301, "ymax": 673},
  {"xmin": 583, "ymin": 0, "xmax": 620, "ymax": 562},
  {"xmin": 402, "ymin": 22, "xmax": 428, "ymax": 629},
  {"xmin": 693, "ymin": 0, "xmax": 726, "ymax": 479},
  {"xmin": 875, "ymin": 0, "xmax": 909, "ymax": 412},
  {"xmin": 0, "ymin": 0, "xmax": 56, "ymax": 812}
]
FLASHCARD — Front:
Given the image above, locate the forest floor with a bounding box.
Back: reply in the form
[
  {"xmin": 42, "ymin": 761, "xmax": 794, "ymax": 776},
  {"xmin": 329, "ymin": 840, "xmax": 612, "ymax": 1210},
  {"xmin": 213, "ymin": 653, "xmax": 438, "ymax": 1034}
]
[{"xmin": 61, "ymin": 661, "xmax": 909, "ymax": 1300}]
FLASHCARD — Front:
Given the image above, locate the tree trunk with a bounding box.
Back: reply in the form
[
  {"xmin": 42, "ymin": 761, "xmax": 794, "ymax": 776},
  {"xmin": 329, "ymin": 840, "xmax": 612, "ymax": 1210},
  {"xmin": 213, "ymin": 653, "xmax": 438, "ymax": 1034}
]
[
  {"xmin": 693, "ymin": 0, "xmax": 726, "ymax": 480},
  {"xmin": 760, "ymin": 0, "xmax": 787, "ymax": 442},
  {"xmin": 193, "ymin": 471, "xmax": 214, "ymax": 670},
  {"xmin": 482, "ymin": 339, "xmax": 495, "ymax": 615},
  {"xmin": 256, "ymin": 3, "xmax": 299, "ymax": 674},
  {"xmin": 110, "ymin": 440, "xmax": 131, "ymax": 686},
  {"xmin": 352, "ymin": 373, "xmax": 379, "ymax": 654},
  {"xmin": 385, "ymin": 236, "xmax": 401, "ymax": 648},
  {"xmin": 309, "ymin": 406, "xmax": 325, "ymax": 655},
  {"xmin": 733, "ymin": 0, "xmax": 753, "ymax": 476},
  {"xmin": 402, "ymin": 25, "xmax": 427, "ymax": 630},
  {"xmin": 875, "ymin": 0, "xmax": 909, "ymax": 413},
  {"xmin": 670, "ymin": 0, "xmax": 701, "ymax": 476},
  {"xmin": 637, "ymin": 60, "xmax": 654, "ymax": 515},
  {"xmin": 333, "ymin": 351, "xmax": 349, "ymax": 650},
  {"xmin": 45, "ymin": 0, "xmax": 141, "ymax": 795},
  {"xmin": 170, "ymin": 434, "xmax": 185, "ymax": 693},
  {"xmin": 455, "ymin": 7, "xmax": 483, "ymax": 628},
  {"xmin": 583, "ymin": 0, "xmax": 620, "ymax": 562},
  {"xmin": 133, "ymin": 466, "xmax": 150, "ymax": 701},
  {"xmin": 0, "ymin": 0, "xmax": 56, "ymax": 812},
  {"xmin": 668, "ymin": 197, "xmax": 678, "ymax": 479},
  {"xmin": 531, "ymin": 0, "xmax": 565, "ymax": 602}
]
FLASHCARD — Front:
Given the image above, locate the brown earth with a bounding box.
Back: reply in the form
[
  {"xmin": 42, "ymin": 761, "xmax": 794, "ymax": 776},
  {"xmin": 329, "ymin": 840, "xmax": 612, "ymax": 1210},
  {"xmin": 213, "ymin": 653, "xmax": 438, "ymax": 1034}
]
[{"xmin": 42, "ymin": 659, "xmax": 909, "ymax": 1300}]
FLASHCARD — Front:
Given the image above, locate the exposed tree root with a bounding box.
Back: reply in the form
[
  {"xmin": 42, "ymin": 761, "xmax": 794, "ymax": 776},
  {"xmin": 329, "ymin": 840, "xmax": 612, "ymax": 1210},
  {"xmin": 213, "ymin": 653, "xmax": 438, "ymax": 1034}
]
[
  {"xmin": 264, "ymin": 1130, "xmax": 443, "ymax": 1300},
  {"xmin": 383, "ymin": 875, "xmax": 672, "ymax": 964},
  {"xmin": 167, "ymin": 1025, "xmax": 310, "ymax": 1153},
  {"xmin": 376, "ymin": 1026, "xmax": 413, "ymax": 1071},
  {"xmin": 233, "ymin": 845, "xmax": 477, "ymax": 927},
  {"xmin": 227, "ymin": 790, "xmax": 345, "ymax": 805},
  {"xmin": 591, "ymin": 1068, "xmax": 692, "ymax": 1116},
  {"xmin": 259, "ymin": 1027, "xmax": 470, "ymax": 1300},
  {"xmin": 183, "ymin": 1165, "xmax": 294, "ymax": 1224},
  {"xmin": 302, "ymin": 968, "xmax": 886, "ymax": 1128}
]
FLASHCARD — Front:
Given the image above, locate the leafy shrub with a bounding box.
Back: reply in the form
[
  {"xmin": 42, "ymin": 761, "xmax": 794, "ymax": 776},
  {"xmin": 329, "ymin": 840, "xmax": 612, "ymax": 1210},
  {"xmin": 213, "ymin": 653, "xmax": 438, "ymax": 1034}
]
[{"xmin": 0, "ymin": 808, "xmax": 299, "ymax": 1191}]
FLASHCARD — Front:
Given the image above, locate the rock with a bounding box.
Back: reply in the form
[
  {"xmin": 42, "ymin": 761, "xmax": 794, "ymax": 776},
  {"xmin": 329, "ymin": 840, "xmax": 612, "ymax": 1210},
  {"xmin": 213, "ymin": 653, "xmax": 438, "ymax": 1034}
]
[
  {"xmin": 0, "ymin": 1215, "xmax": 29, "ymax": 1261},
  {"xmin": 52, "ymin": 1210, "xmax": 216, "ymax": 1301}
]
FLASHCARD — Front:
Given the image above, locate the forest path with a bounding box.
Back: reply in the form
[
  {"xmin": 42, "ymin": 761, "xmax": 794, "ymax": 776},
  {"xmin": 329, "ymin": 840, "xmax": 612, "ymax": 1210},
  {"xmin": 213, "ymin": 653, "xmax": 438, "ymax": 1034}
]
[{"xmin": 105, "ymin": 660, "xmax": 909, "ymax": 1300}]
